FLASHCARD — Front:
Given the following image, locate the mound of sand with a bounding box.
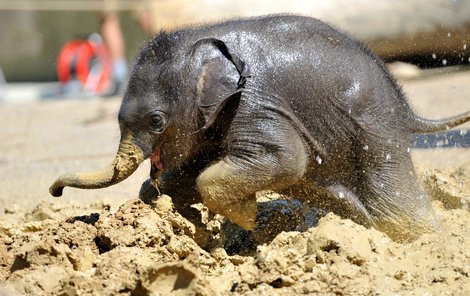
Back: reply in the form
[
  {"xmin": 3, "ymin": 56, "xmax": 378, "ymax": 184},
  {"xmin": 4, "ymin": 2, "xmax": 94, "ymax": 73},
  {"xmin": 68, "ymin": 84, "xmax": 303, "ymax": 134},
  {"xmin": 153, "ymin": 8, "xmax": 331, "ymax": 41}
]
[{"xmin": 1, "ymin": 164, "xmax": 470, "ymax": 295}]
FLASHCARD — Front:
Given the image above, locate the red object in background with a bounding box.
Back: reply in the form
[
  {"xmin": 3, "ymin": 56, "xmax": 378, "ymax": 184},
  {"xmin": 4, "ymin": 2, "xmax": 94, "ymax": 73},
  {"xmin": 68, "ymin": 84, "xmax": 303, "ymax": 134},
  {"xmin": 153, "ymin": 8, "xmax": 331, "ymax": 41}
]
[{"xmin": 57, "ymin": 36, "xmax": 111, "ymax": 94}]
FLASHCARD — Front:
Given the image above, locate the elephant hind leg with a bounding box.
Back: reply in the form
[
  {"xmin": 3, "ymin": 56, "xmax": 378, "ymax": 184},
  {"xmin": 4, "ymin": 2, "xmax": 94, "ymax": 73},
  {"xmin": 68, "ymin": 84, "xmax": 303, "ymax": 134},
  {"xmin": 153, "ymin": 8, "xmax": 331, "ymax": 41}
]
[
  {"xmin": 325, "ymin": 184, "xmax": 374, "ymax": 225},
  {"xmin": 360, "ymin": 156, "xmax": 440, "ymax": 242}
]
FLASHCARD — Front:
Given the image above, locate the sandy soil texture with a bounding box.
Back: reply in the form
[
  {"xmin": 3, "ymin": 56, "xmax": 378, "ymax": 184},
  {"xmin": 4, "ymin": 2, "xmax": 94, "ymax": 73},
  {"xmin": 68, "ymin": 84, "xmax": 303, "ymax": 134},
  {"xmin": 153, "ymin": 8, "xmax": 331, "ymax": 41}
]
[
  {"xmin": 1, "ymin": 69, "xmax": 470, "ymax": 295},
  {"xmin": 0, "ymin": 170, "xmax": 469, "ymax": 295}
]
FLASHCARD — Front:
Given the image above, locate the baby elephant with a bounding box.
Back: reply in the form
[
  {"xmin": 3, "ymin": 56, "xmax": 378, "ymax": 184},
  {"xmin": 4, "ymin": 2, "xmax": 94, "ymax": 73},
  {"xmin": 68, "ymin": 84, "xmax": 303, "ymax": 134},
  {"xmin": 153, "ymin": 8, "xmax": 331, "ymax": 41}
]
[{"xmin": 50, "ymin": 15, "xmax": 470, "ymax": 241}]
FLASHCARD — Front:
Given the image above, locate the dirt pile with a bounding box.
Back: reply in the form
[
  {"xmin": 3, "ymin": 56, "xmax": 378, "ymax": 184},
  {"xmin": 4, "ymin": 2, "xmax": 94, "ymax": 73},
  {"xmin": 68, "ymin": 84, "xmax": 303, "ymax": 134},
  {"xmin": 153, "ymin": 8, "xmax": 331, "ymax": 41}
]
[{"xmin": 1, "ymin": 165, "xmax": 470, "ymax": 295}]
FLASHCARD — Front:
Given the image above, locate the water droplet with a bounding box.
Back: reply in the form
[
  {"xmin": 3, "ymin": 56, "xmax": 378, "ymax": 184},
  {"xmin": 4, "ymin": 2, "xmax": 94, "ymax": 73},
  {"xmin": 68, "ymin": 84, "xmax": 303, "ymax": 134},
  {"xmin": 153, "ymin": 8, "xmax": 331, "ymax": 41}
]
[
  {"xmin": 447, "ymin": 32, "xmax": 451, "ymax": 37},
  {"xmin": 442, "ymin": 59, "xmax": 447, "ymax": 66},
  {"xmin": 380, "ymin": 183, "xmax": 384, "ymax": 189},
  {"xmin": 432, "ymin": 53, "xmax": 437, "ymax": 59},
  {"xmin": 386, "ymin": 153, "xmax": 391, "ymax": 161},
  {"xmin": 395, "ymin": 191, "xmax": 400, "ymax": 196},
  {"xmin": 339, "ymin": 192, "xmax": 345, "ymax": 199},
  {"xmin": 407, "ymin": 147, "xmax": 411, "ymax": 153},
  {"xmin": 363, "ymin": 145, "xmax": 369, "ymax": 151},
  {"xmin": 464, "ymin": 44, "xmax": 467, "ymax": 50},
  {"xmin": 316, "ymin": 155, "xmax": 322, "ymax": 165},
  {"xmin": 348, "ymin": 109, "xmax": 352, "ymax": 114}
]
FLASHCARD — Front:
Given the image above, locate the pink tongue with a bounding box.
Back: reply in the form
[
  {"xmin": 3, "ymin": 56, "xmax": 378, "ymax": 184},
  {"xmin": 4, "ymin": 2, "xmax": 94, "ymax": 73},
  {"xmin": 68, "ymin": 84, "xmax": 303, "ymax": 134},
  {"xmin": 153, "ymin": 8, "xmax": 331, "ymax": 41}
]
[{"xmin": 150, "ymin": 148, "xmax": 163, "ymax": 170}]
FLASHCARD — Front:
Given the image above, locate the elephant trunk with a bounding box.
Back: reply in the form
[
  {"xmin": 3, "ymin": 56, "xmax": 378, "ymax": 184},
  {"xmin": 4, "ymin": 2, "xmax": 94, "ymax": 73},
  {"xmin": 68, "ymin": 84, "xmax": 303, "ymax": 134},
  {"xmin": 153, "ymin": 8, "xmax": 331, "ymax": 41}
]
[{"xmin": 49, "ymin": 133, "xmax": 145, "ymax": 197}]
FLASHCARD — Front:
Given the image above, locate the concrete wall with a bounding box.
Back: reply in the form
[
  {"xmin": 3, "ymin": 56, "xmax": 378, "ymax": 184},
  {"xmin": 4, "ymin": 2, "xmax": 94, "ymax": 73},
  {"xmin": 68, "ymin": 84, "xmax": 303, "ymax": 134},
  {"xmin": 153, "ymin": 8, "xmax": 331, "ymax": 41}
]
[
  {"xmin": 149, "ymin": 0, "xmax": 470, "ymax": 59},
  {"xmin": 0, "ymin": 9, "xmax": 147, "ymax": 82},
  {"xmin": 1, "ymin": 0, "xmax": 470, "ymax": 82}
]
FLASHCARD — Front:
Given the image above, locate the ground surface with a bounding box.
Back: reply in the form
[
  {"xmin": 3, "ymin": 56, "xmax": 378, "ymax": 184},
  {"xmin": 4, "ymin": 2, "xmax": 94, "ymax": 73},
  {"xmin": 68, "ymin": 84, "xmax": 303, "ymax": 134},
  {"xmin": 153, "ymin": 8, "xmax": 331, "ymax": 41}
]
[{"xmin": 1, "ymin": 68, "xmax": 470, "ymax": 295}]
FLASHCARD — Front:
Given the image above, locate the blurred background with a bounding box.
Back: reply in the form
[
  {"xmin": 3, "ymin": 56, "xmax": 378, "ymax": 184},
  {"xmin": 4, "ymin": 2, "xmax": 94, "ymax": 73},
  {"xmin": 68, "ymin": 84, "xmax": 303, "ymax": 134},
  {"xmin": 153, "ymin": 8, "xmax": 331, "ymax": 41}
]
[{"xmin": 0, "ymin": 0, "xmax": 470, "ymax": 101}]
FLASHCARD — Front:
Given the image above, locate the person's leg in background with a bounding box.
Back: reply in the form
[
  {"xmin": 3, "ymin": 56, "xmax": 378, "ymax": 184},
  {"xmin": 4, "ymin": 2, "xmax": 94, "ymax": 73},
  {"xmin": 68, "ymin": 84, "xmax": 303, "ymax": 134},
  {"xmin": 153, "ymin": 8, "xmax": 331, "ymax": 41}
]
[
  {"xmin": 99, "ymin": 0, "xmax": 156, "ymax": 95},
  {"xmin": 100, "ymin": 8, "xmax": 127, "ymax": 95},
  {"xmin": 133, "ymin": 0, "xmax": 156, "ymax": 36}
]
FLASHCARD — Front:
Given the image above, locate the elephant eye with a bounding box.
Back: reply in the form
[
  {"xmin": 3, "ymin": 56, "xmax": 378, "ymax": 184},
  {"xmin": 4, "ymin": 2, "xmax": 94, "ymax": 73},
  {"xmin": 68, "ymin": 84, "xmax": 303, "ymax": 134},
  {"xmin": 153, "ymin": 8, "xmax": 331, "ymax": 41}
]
[{"xmin": 149, "ymin": 112, "xmax": 166, "ymax": 133}]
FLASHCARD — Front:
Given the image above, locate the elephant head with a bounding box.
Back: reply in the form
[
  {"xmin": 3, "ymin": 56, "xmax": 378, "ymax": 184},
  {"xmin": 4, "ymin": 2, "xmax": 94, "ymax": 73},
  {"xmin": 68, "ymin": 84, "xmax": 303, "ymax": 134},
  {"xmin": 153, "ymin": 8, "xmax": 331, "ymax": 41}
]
[{"xmin": 50, "ymin": 36, "xmax": 249, "ymax": 197}]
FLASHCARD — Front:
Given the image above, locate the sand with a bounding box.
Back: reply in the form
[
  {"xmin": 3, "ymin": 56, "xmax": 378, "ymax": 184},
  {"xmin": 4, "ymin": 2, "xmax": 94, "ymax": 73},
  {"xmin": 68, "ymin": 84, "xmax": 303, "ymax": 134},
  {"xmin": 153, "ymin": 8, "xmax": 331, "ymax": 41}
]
[
  {"xmin": 1, "ymin": 169, "xmax": 470, "ymax": 295},
  {"xmin": 1, "ymin": 69, "xmax": 470, "ymax": 295}
]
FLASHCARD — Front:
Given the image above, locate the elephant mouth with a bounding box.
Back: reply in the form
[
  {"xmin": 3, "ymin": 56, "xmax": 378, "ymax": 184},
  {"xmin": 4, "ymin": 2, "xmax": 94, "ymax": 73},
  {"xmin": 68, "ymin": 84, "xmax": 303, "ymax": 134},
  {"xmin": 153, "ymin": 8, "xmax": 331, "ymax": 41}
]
[{"xmin": 150, "ymin": 147, "xmax": 164, "ymax": 171}]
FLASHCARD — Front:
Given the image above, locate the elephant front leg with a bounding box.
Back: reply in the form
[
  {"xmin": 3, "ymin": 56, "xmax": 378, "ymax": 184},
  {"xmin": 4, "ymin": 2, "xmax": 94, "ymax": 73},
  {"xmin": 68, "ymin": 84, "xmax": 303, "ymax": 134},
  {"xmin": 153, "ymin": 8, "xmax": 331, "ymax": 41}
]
[
  {"xmin": 197, "ymin": 142, "xmax": 308, "ymax": 230},
  {"xmin": 197, "ymin": 160, "xmax": 259, "ymax": 230},
  {"xmin": 138, "ymin": 158, "xmax": 206, "ymax": 226}
]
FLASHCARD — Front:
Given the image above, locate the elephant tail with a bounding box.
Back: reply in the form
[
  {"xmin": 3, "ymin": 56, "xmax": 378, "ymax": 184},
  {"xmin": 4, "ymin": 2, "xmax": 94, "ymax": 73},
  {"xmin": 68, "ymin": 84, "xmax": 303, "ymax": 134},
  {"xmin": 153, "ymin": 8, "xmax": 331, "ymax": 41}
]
[{"xmin": 410, "ymin": 110, "xmax": 470, "ymax": 134}]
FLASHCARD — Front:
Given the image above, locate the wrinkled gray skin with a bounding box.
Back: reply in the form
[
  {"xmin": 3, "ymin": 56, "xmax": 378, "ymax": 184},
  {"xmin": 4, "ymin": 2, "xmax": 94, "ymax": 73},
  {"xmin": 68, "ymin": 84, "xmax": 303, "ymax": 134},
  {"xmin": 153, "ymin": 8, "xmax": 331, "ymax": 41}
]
[{"xmin": 51, "ymin": 15, "xmax": 470, "ymax": 241}]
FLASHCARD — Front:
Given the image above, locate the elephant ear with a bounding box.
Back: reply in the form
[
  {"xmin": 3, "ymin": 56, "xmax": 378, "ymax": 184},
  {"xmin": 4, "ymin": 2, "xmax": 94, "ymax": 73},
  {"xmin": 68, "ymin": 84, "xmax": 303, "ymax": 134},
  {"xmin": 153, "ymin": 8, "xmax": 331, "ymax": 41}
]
[{"xmin": 190, "ymin": 38, "xmax": 250, "ymax": 131}]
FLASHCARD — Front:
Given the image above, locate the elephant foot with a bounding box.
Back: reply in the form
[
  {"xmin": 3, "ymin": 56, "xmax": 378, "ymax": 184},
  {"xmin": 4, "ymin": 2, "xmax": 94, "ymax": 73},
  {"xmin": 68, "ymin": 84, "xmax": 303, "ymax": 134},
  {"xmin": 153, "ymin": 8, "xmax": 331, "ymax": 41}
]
[{"xmin": 138, "ymin": 179, "xmax": 160, "ymax": 204}]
